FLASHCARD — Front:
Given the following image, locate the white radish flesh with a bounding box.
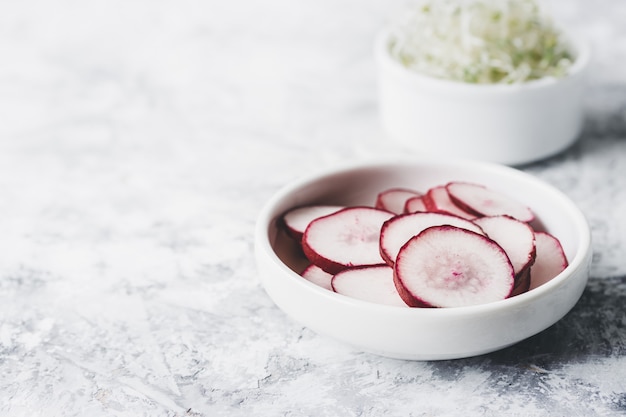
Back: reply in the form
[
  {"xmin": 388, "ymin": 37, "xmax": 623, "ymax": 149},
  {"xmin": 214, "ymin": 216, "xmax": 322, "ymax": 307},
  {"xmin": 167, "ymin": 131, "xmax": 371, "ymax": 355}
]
[
  {"xmin": 423, "ymin": 186, "xmax": 477, "ymax": 220},
  {"xmin": 331, "ymin": 265, "xmax": 408, "ymax": 307},
  {"xmin": 529, "ymin": 231, "xmax": 569, "ymax": 290},
  {"xmin": 446, "ymin": 181, "xmax": 534, "ymax": 222},
  {"xmin": 301, "ymin": 264, "xmax": 333, "ymax": 291},
  {"xmin": 282, "ymin": 205, "xmax": 344, "ymax": 241},
  {"xmin": 404, "ymin": 195, "xmax": 428, "ymax": 213},
  {"xmin": 473, "ymin": 215, "xmax": 536, "ymax": 277},
  {"xmin": 375, "ymin": 188, "xmax": 422, "ymax": 215},
  {"xmin": 379, "ymin": 212, "xmax": 486, "ymax": 266},
  {"xmin": 394, "ymin": 225, "xmax": 515, "ymax": 308},
  {"xmin": 302, "ymin": 206, "xmax": 395, "ymax": 274}
]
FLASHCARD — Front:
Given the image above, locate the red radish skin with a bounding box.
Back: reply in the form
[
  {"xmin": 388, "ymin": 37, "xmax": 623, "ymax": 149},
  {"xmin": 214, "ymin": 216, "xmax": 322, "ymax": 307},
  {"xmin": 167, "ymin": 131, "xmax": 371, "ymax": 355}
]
[
  {"xmin": 375, "ymin": 188, "xmax": 423, "ymax": 215},
  {"xmin": 423, "ymin": 186, "xmax": 477, "ymax": 220},
  {"xmin": 302, "ymin": 206, "xmax": 395, "ymax": 274},
  {"xmin": 379, "ymin": 212, "xmax": 486, "ymax": 266},
  {"xmin": 404, "ymin": 195, "xmax": 428, "ymax": 213},
  {"xmin": 472, "ymin": 215, "xmax": 536, "ymax": 279},
  {"xmin": 394, "ymin": 226, "xmax": 515, "ymax": 308},
  {"xmin": 301, "ymin": 264, "xmax": 333, "ymax": 291},
  {"xmin": 282, "ymin": 205, "xmax": 344, "ymax": 242},
  {"xmin": 446, "ymin": 181, "xmax": 534, "ymax": 222},
  {"xmin": 283, "ymin": 180, "xmax": 552, "ymax": 305},
  {"xmin": 331, "ymin": 265, "xmax": 408, "ymax": 307},
  {"xmin": 529, "ymin": 231, "xmax": 569, "ymax": 290}
]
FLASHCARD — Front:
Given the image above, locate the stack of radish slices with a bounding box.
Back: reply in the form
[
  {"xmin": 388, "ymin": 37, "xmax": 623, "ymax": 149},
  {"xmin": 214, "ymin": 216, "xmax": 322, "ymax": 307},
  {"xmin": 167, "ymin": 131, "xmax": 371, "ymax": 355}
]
[{"xmin": 280, "ymin": 181, "xmax": 568, "ymax": 308}]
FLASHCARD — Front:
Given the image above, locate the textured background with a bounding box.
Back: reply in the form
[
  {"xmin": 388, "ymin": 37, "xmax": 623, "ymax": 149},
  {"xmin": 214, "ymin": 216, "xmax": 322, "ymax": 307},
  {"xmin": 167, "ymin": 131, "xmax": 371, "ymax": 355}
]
[{"xmin": 0, "ymin": 0, "xmax": 625, "ymax": 416}]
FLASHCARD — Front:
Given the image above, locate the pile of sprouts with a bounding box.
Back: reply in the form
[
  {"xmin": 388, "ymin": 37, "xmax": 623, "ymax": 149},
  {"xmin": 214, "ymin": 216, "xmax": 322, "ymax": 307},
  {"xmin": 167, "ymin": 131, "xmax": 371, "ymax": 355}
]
[{"xmin": 388, "ymin": 0, "xmax": 574, "ymax": 84}]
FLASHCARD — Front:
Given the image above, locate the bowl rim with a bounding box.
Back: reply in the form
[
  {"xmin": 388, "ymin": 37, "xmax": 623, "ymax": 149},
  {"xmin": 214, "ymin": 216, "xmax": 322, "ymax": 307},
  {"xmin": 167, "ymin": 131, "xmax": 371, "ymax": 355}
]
[
  {"xmin": 374, "ymin": 27, "xmax": 591, "ymax": 93},
  {"xmin": 255, "ymin": 158, "xmax": 592, "ymax": 317}
]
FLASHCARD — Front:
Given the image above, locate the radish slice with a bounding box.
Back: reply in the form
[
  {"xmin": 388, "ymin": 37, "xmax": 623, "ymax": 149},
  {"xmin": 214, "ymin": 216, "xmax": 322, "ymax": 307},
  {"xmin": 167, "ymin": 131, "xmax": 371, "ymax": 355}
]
[
  {"xmin": 394, "ymin": 225, "xmax": 515, "ymax": 308},
  {"xmin": 379, "ymin": 212, "xmax": 485, "ymax": 266},
  {"xmin": 446, "ymin": 181, "xmax": 534, "ymax": 222},
  {"xmin": 302, "ymin": 207, "xmax": 395, "ymax": 274},
  {"xmin": 404, "ymin": 195, "xmax": 428, "ymax": 213},
  {"xmin": 473, "ymin": 215, "xmax": 536, "ymax": 278},
  {"xmin": 331, "ymin": 265, "xmax": 408, "ymax": 307},
  {"xmin": 301, "ymin": 264, "xmax": 333, "ymax": 291},
  {"xmin": 375, "ymin": 188, "xmax": 422, "ymax": 214},
  {"xmin": 282, "ymin": 205, "xmax": 344, "ymax": 241},
  {"xmin": 423, "ymin": 186, "xmax": 477, "ymax": 220},
  {"xmin": 529, "ymin": 231, "xmax": 569, "ymax": 290},
  {"xmin": 510, "ymin": 267, "xmax": 531, "ymax": 296}
]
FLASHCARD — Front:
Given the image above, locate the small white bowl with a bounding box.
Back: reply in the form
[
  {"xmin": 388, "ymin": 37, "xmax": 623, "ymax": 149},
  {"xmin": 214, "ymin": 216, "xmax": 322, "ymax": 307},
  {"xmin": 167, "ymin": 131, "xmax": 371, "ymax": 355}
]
[
  {"xmin": 375, "ymin": 31, "xmax": 591, "ymax": 165},
  {"xmin": 255, "ymin": 159, "xmax": 592, "ymax": 360}
]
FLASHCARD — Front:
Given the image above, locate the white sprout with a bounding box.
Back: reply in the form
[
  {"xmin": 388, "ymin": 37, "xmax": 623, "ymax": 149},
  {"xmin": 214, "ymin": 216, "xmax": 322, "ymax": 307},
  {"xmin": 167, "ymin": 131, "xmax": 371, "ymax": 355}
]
[{"xmin": 388, "ymin": 0, "xmax": 574, "ymax": 84}]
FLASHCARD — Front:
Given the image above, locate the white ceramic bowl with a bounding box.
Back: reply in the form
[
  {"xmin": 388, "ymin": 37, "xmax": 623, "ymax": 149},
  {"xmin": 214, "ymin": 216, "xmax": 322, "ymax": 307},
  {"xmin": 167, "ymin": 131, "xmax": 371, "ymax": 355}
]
[
  {"xmin": 375, "ymin": 31, "xmax": 591, "ymax": 166},
  {"xmin": 255, "ymin": 159, "xmax": 592, "ymax": 360}
]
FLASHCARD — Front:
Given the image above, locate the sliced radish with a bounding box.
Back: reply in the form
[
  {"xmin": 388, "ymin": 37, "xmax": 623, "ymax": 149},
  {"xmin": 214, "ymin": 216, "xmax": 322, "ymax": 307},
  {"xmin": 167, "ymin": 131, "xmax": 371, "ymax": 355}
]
[
  {"xmin": 404, "ymin": 195, "xmax": 427, "ymax": 213},
  {"xmin": 379, "ymin": 212, "xmax": 485, "ymax": 266},
  {"xmin": 394, "ymin": 225, "xmax": 514, "ymax": 308},
  {"xmin": 331, "ymin": 265, "xmax": 408, "ymax": 307},
  {"xmin": 302, "ymin": 206, "xmax": 395, "ymax": 274},
  {"xmin": 423, "ymin": 186, "xmax": 477, "ymax": 220},
  {"xmin": 446, "ymin": 181, "xmax": 534, "ymax": 222},
  {"xmin": 375, "ymin": 187, "xmax": 422, "ymax": 215},
  {"xmin": 529, "ymin": 231, "xmax": 569, "ymax": 290},
  {"xmin": 472, "ymin": 215, "xmax": 536, "ymax": 278},
  {"xmin": 510, "ymin": 267, "xmax": 531, "ymax": 297},
  {"xmin": 282, "ymin": 205, "xmax": 344, "ymax": 241},
  {"xmin": 301, "ymin": 264, "xmax": 333, "ymax": 291}
]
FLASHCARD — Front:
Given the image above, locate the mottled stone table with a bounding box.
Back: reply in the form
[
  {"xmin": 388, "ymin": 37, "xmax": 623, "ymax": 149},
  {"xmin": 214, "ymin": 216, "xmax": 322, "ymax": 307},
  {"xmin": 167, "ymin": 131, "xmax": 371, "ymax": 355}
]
[{"xmin": 0, "ymin": 0, "xmax": 624, "ymax": 416}]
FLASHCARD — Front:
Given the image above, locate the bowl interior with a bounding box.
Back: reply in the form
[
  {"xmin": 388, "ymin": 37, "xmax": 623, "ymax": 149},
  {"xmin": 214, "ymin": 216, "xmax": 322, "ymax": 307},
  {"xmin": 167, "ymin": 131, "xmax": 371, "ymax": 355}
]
[{"xmin": 265, "ymin": 160, "xmax": 588, "ymax": 289}]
